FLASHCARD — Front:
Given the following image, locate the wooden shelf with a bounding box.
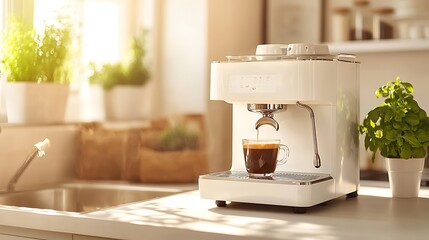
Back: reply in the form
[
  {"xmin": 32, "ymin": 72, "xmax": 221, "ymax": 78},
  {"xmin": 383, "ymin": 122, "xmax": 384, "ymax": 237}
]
[{"xmin": 327, "ymin": 39, "xmax": 429, "ymax": 54}]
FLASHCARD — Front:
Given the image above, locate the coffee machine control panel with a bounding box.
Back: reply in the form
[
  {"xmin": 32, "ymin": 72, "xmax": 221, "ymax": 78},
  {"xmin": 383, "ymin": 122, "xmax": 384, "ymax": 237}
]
[{"xmin": 229, "ymin": 74, "xmax": 281, "ymax": 94}]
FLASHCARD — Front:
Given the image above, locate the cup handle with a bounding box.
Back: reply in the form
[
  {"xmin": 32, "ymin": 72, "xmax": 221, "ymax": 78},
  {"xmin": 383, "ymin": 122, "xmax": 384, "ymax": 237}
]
[{"xmin": 277, "ymin": 144, "xmax": 289, "ymax": 165}]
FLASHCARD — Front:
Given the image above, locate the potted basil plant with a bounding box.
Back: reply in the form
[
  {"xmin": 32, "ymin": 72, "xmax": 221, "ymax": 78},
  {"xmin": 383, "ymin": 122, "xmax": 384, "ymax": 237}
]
[
  {"xmin": 1, "ymin": 16, "xmax": 73, "ymax": 124},
  {"xmin": 89, "ymin": 30, "xmax": 151, "ymax": 121},
  {"xmin": 359, "ymin": 77, "xmax": 429, "ymax": 197}
]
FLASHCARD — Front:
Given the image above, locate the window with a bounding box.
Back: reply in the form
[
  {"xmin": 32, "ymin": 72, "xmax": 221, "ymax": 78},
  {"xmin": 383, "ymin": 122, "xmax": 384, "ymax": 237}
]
[
  {"xmin": 0, "ymin": 0, "xmax": 152, "ymax": 122},
  {"xmin": 33, "ymin": 0, "xmax": 122, "ymax": 82},
  {"xmin": 81, "ymin": 0, "xmax": 120, "ymax": 64}
]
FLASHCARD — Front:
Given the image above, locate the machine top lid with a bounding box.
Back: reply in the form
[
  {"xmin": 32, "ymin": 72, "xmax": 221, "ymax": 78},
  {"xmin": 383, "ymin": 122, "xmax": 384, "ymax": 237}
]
[{"xmin": 225, "ymin": 43, "xmax": 357, "ymax": 63}]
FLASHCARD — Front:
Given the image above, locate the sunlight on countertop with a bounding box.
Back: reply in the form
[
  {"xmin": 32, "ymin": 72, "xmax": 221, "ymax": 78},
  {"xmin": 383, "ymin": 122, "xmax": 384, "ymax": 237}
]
[
  {"xmin": 359, "ymin": 180, "xmax": 429, "ymax": 198},
  {"xmin": 1, "ymin": 181, "xmax": 428, "ymax": 240}
]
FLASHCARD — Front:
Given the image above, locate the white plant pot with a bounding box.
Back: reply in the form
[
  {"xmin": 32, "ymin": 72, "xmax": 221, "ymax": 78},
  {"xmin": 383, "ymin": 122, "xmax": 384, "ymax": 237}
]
[
  {"xmin": 104, "ymin": 85, "xmax": 151, "ymax": 121},
  {"xmin": 386, "ymin": 157, "xmax": 425, "ymax": 198},
  {"xmin": 5, "ymin": 82, "xmax": 69, "ymax": 124}
]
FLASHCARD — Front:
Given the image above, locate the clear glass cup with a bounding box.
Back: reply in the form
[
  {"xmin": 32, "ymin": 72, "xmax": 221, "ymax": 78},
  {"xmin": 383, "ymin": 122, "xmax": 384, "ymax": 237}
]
[{"xmin": 242, "ymin": 139, "xmax": 289, "ymax": 178}]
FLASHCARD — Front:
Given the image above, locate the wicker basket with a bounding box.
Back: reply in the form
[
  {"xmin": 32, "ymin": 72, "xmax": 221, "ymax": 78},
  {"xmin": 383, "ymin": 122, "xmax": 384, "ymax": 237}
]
[{"xmin": 139, "ymin": 147, "xmax": 208, "ymax": 183}]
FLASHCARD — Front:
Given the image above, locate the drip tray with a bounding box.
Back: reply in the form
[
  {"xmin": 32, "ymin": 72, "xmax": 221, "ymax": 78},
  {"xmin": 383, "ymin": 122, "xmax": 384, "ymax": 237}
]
[{"xmin": 202, "ymin": 171, "xmax": 333, "ymax": 185}]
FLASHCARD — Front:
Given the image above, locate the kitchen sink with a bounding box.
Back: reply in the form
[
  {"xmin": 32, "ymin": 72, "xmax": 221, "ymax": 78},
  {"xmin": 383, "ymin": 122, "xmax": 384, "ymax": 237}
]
[{"xmin": 0, "ymin": 181, "xmax": 188, "ymax": 213}]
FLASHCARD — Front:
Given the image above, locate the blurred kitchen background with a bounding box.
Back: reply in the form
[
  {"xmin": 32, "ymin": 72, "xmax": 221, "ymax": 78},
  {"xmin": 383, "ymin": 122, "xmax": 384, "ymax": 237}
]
[{"xmin": 0, "ymin": 0, "xmax": 428, "ymax": 186}]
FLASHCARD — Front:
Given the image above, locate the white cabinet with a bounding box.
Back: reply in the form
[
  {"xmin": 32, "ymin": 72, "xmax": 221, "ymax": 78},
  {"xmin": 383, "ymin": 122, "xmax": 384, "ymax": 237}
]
[
  {"xmin": 73, "ymin": 235, "xmax": 113, "ymax": 240},
  {"xmin": 0, "ymin": 235, "xmax": 38, "ymax": 240},
  {"xmin": 0, "ymin": 225, "xmax": 114, "ymax": 240},
  {"xmin": 0, "ymin": 226, "xmax": 71, "ymax": 240}
]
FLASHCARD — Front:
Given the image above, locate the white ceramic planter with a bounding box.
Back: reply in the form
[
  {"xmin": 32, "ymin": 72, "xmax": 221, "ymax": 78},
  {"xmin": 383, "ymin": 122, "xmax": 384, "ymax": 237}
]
[
  {"xmin": 104, "ymin": 85, "xmax": 151, "ymax": 121},
  {"xmin": 386, "ymin": 157, "xmax": 425, "ymax": 198},
  {"xmin": 5, "ymin": 82, "xmax": 69, "ymax": 124}
]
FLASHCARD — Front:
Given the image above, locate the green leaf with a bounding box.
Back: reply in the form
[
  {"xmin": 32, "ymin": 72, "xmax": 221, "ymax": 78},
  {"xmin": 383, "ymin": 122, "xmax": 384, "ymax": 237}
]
[
  {"xmin": 402, "ymin": 82, "xmax": 414, "ymax": 93},
  {"xmin": 368, "ymin": 107, "xmax": 382, "ymax": 123},
  {"xmin": 384, "ymin": 109, "xmax": 395, "ymax": 122},
  {"xmin": 411, "ymin": 147, "xmax": 426, "ymax": 158},
  {"xmin": 417, "ymin": 131, "xmax": 429, "ymax": 143},
  {"xmin": 404, "ymin": 113, "xmax": 420, "ymax": 126},
  {"xmin": 406, "ymin": 98, "xmax": 419, "ymax": 112},
  {"xmin": 375, "ymin": 88, "xmax": 382, "ymax": 98},
  {"xmin": 375, "ymin": 129, "xmax": 383, "ymax": 138},
  {"xmin": 358, "ymin": 125, "xmax": 366, "ymax": 134},
  {"xmin": 394, "ymin": 121, "xmax": 410, "ymax": 131},
  {"xmin": 402, "ymin": 133, "xmax": 422, "ymax": 147},
  {"xmin": 397, "ymin": 137, "xmax": 404, "ymax": 147},
  {"xmin": 388, "ymin": 147, "xmax": 397, "ymax": 158},
  {"xmin": 364, "ymin": 136, "xmax": 371, "ymax": 150},
  {"xmin": 419, "ymin": 109, "xmax": 428, "ymax": 120},
  {"xmin": 399, "ymin": 142, "xmax": 412, "ymax": 159},
  {"xmin": 394, "ymin": 113, "xmax": 405, "ymax": 121},
  {"xmin": 385, "ymin": 129, "xmax": 399, "ymax": 141},
  {"xmin": 381, "ymin": 147, "xmax": 388, "ymax": 157},
  {"xmin": 371, "ymin": 151, "xmax": 377, "ymax": 163}
]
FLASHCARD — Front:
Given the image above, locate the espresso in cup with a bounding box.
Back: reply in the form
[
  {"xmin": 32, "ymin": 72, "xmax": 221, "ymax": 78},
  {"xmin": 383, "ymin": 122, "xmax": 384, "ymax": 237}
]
[{"xmin": 242, "ymin": 139, "xmax": 289, "ymax": 178}]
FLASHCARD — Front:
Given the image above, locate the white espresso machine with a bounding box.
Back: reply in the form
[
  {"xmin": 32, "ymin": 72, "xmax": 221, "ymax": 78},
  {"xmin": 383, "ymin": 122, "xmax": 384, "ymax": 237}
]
[{"xmin": 199, "ymin": 43, "xmax": 360, "ymax": 213}]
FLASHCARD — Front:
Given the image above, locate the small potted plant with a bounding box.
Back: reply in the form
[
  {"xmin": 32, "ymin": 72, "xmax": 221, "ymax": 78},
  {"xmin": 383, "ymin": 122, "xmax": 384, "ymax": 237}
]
[
  {"xmin": 89, "ymin": 29, "xmax": 151, "ymax": 121},
  {"xmin": 359, "ymin": 77, "xmax": 429, "ymax": 197},
  {"xmin": 1, "ymin": 16, "xmax": 73, "ymax": 124},
  {"xmin": 139, "ymin": 117, "xmax": 208, "ymax": 183}
]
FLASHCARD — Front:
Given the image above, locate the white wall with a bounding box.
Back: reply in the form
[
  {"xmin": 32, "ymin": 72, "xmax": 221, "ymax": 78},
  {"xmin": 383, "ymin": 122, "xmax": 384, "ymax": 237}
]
[
  {"xmin": 206, "ymin": 0, "xmax": 265, "ymax": 171},
  {"xmin": 156, "ymin": 0, "xmax": 265, "ymax": 172},
  {"xmin": 160, "ymin": 0, "xmax": 208, "ymax": 115}
]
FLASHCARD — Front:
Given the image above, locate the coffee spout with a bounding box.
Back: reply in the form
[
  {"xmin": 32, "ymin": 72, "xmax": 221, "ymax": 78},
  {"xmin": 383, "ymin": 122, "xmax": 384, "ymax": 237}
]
[
  {"xmin": 247, "ymin": 104, "xmax": 285, "ymax": 131},
  {"xmin": 255, "ymin": 115, "xmax": 279, "ymax": 131}
]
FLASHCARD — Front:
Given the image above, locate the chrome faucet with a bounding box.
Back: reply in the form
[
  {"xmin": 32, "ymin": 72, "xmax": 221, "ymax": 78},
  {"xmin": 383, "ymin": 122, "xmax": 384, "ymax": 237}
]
[
  {"xmin": 247, "ymin": 104, "xmax": 285, "ymax": 130},
  {"xmin": 7, "ymin": 138, "xmax": 50, "ymax": 191}
]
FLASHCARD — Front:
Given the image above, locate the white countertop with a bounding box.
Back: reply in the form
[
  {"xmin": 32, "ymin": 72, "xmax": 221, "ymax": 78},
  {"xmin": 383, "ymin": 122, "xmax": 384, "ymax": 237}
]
[{"xmin": 0, "ymin": 181, "xmax": 428, "ymax": 240}]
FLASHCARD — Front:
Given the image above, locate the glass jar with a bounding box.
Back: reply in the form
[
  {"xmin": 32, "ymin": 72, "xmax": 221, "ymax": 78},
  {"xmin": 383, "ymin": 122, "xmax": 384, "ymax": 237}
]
[
  {"xmin": 331, "ymin": 7, "xmax": 351, "ymax": 42},
  {"xmin": 372, "ymin": 7, "xmax": 395, "ymax": 40},
  {"xmin": 350, "ymin": 0, "xmax": 373, "ymax": 40}
]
